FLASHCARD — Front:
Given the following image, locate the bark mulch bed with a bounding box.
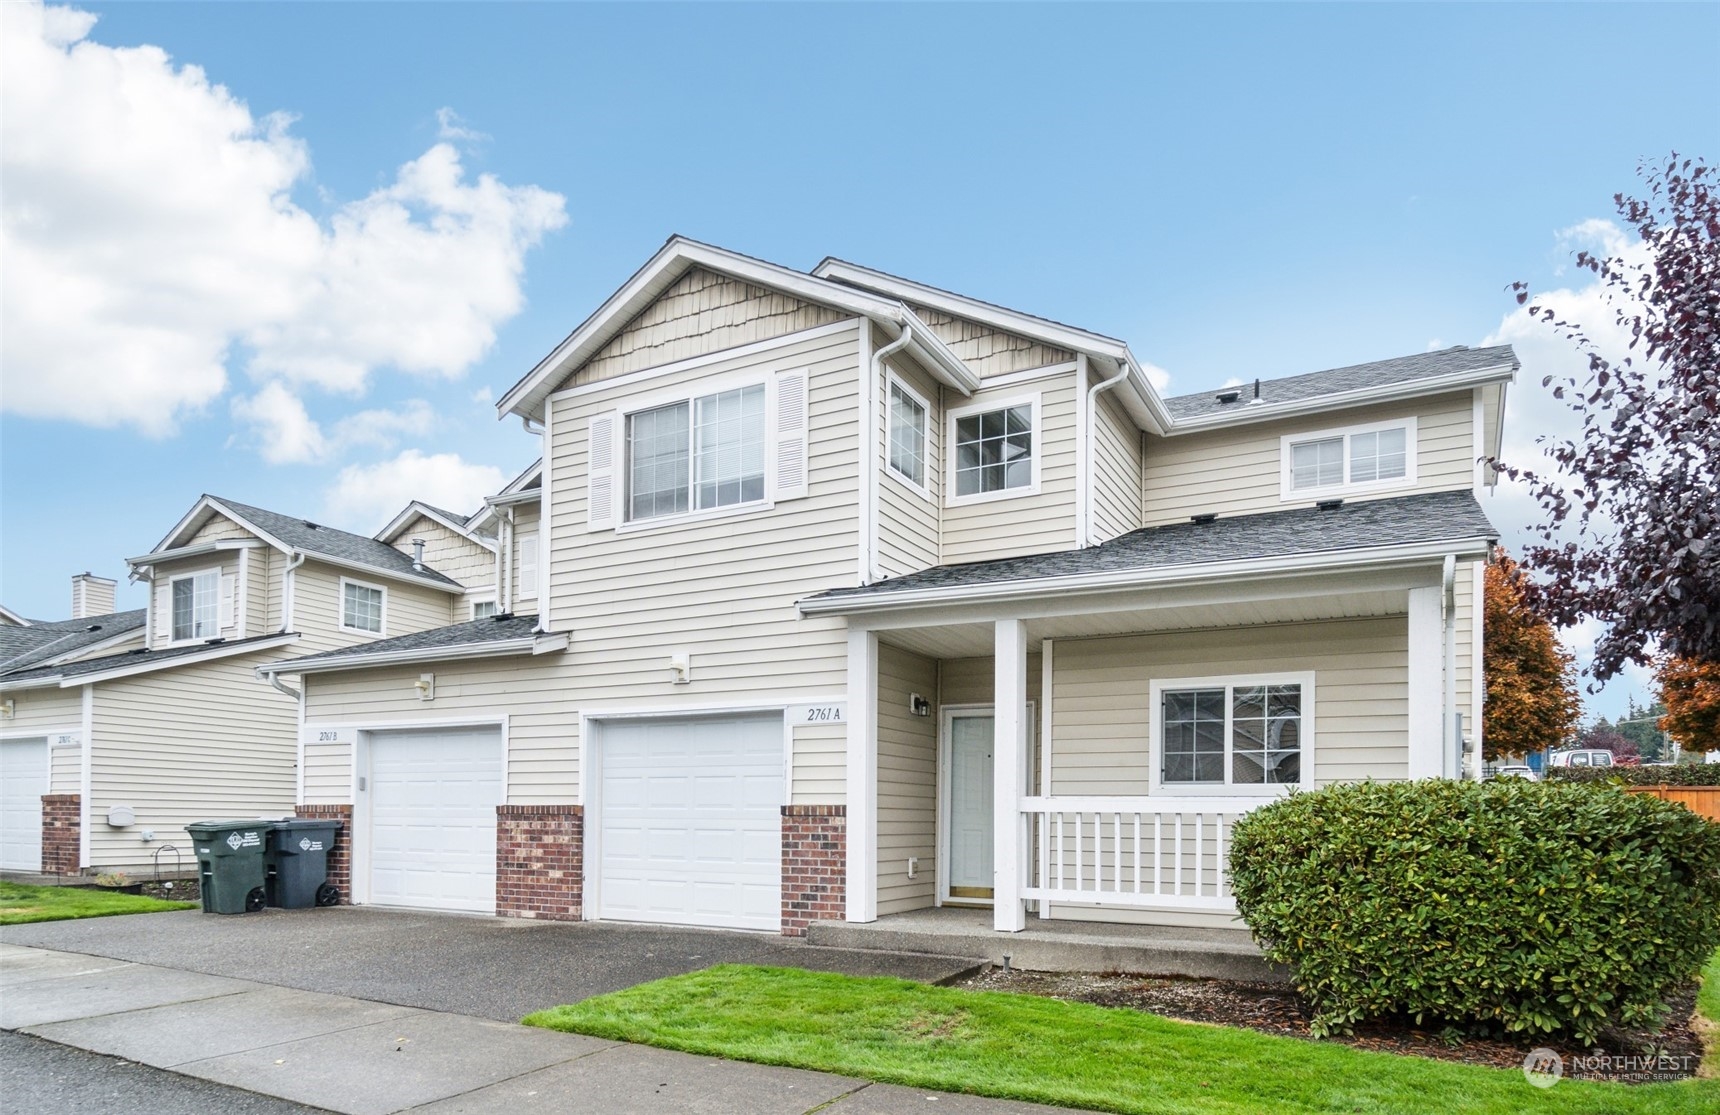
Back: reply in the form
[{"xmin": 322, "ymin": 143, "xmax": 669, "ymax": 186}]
[{"xmin": 958, "ymin": 968, "xmax": 1707, "ymax": 1084}]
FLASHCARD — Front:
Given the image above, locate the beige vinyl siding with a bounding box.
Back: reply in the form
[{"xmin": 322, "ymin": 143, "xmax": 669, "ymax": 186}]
[
  {"xmin": 391, "ymin": 516, "xmax": 495, "ymax": 590},
  {"xmin": 1090, "ymin": 386, "xmax": 1144, "ymax": 543},
  {"xmin": 508, "ymin": 503, "xmax": 541, "ymax": 615},
  {"xmin": 1456, "ymin": 559, "xmax": 1478, "ymax": 745},
  {"xmin": 246, "ymin": 548, "xmax": 273, "ymax": 634},
  {"xmin": 1047, "ymin": 616, "xmax": 1409, "ymax": 796},
  {"xmin": 1481, "ymin": 382, "xmax": 1503, "ymax": 485},
  {"xmin": 288, "ymin": 562, "xmax": 455, "ymax": 656},
  {"xmin": 941, "ymin": 372, "xmax": 1079, "ymax": 564},
  {"xmin": 908, "ymin": 304, "xmax": 1074, "ymax": 379},
  {"xmin": 877, "ymin": 644, "xmax": 937, "ymax": 914},
  {"xmin": 188, "ymin": 513, "xmax": 252, "ymax": 545},
  {"xmin": 86, "ymin": 650, "xmax": 300, "ymax": 872},
  {"xmin": 793, "ymin": 722, "xmax": 845, "ymax": 804},
  {"xmin": 6, "ymin": 687, "xmax": 84, "ymax": 795},
  {"xmin": 875, "ymin": 354, "xmax": 942, "ymax": 579},
  {"xmin": 1140, "ymin": 392, "xmax": 1477, "ymax": 527},
  {"xmin": 571, "ymin": 268, "xmax": 848, "ymax": 387}
]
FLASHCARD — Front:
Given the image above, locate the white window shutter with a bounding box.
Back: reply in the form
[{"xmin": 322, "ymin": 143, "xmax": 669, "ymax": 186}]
[
  {"xmin": 587, "ymin": 413, "xmax": 618, "ymax": 530},
  {"xmin": 773, "ymin": 370, "xmax": 810, "ymax": 500},
  {"xmin": 154, "ymin": 581, "xmax": 172, "ymax": 642},
  {"xmin": 219, "ymin": 574, "xmax": 237, "ymax": 631},
  {"xmin": 518, "ymin": 534, "xmax": 539, "ymax": 599}
]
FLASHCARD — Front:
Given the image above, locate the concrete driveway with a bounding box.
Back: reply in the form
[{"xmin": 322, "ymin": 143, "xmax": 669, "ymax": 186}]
[{"xmin": 0, "ymin": 906, "xmax": 980, "ymax": 1022}]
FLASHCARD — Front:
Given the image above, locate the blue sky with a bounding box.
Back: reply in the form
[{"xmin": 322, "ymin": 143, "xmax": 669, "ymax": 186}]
[{"xmin": 2, "ymin": 2, "xmax": 1715, "ymax": 717}]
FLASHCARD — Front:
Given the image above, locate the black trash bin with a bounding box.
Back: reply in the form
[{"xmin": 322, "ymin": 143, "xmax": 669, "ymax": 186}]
[
  {"xmin": 185, "ymin": 819, "xmax": 270, "ymax": 914},
  {"xmin": 266, "ymin": 819, "xmax": 343, "ymax": 908}
]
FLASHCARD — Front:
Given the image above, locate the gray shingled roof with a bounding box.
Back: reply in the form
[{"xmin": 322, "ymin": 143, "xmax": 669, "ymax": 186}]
[
  {"xmin": 1, "ymin": 631, "xmax": 293, "ymax": 685},
  {"xmin": 211, "ymin": 497, "xmax": 462, "ymax": 588},
  {"xmin": 1162, "ymin": 345, "xmax": 1517, "ymax": 420},
  {"xmin": 275, "ymin": 614, "xmax": 542, "ymax": 670},
  {"xmin": 0, "ymin": 610, "xmax": 147, "ymax": 672},
  {"xmin": 806, "ymin": 490, "xmax": 1496, "ymax": 603}
]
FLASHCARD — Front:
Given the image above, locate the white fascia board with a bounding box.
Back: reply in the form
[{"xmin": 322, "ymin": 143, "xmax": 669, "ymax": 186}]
[
  {"xmin": 375, "ymin": 502, "xmax": 498, "ymax": 553},
  {"xmin": 0, "ymin": 605, "xmax": 33, "ymax": 626},
  {"xmin": 296, "ymin": 552, "xmax": 465, "ymax": 595},
  {"xmin": 498, "ymin": 237, "xmax": 979, "ymax": 421},
  {"xmin": 265, "ymin": 631, "xmax": 565, "ymax": 676},
  {"xmin": 151, "ymin": 496, "xmax": 292, "ymax": 556},
  {"xmin": 498, "ymin": 458, "xmax": 544, "ymax": 497},
  {"xmin": 0, "ymin": 633, "xmax": 304, "ymax": 691},
  {"xmin": 1163, "ymin": 364, "xmax": 1520, "ymax": 437},
  {"xmin": 126, "ymin": 538, "xmax": 267, "ymax": 570},
  {"xmin": 797, "ymin": 535, "xmax": 1496, "ymax": 617}
]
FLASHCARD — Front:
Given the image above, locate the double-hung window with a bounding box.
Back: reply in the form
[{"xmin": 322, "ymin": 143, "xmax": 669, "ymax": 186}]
[
  {"xmin": 886, "ymin": 376, "xmax": 929, "ymax": 491},
  {"xmin": 627, "ymin": 384, "xmax": 766, "ymax": 522},
  {"xmin": 341, "ymin": 579, "xmax": 385, "ymax": 634},
  {"xmin": 170, "ymin": 571, "xmax": 219, "ymax": 642},
  {"xmin": 471, "ymin": 598, "xmax": 499, "ymax": 620},
  {"xmin": 1281, "ymin": 418, "xmax": 1416, "ymax": 499},
  {"xmin": 1154, "ymin": 675, "xmax": 1312, "ymax": 791},
  {"xmin": 949, "ymin": 395, "xmax": 1038, "ymax": 502}
]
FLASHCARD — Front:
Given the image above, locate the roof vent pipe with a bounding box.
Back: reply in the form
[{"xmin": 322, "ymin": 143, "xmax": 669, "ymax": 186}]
[
  {"xmin": 411, "ymin": 538, "xmax": 426, "ymax": 571},
  {"xmin": 1247, "ymin": 378, "xmax": 1264, "ymax": 406}
]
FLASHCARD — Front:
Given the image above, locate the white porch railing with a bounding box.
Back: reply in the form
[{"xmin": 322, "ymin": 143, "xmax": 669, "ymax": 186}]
[{"xmin": 1020, "ymin": 796, "xmax": 1269, "ymax": 912}]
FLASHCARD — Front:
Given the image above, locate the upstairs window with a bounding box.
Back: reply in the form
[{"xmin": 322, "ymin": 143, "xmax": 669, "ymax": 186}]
[
  {"xmin": 471, "ymin": 598, "xmax": 499, "ymax": 620},
  {"xmin": 170, "ymin": 571, "xmax": 219, "ymax": 641},
  {"xmin": 341, "ymin": 579, "xmax": 384, "ymax": 634},
  {"xmin": 887, "ymin": 375, "xmax": 929, "ymax": 491},
  {"xmin": 949, "ymin": 394, "xmax": 1039, "ymax": 503},
  {"xmin": 627, "ymin": 384, "xmax": 766, "ymax": 521},
  {"xmin": 1281, "ymin": 418, "xmax": 1416, "ymax": 499},
  {"xmin": 1154, "ymin": 674, "xmax": 1313, "ymax": 792}
]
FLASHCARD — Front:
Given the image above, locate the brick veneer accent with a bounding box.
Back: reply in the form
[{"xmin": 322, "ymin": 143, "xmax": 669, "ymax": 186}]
[
  {"xmin": 294, "ymin": 804, "xmax": 353, "ymax": 904},
  {"xmin": 41, "ymin": 794, "xmax": 80, "ymax": 875},
  {"xmin": 781, "ymin": 804, "xmax": 846, "ymax": 937},
  {"xmin": 496, "ymin": 805, "xmax": 583, "ymax": 920}
]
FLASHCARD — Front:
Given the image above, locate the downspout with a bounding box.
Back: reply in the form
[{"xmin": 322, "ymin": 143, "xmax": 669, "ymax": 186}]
[
  {"xmin": 262, "ymin": 668, "xmax": 302, "ymax": 701},
  {"xmin": 521, "ymin": 415, "xmax": 546, "ymax": 436},
  {"xmin": 1081, "ymin": 359, "xmax": 1132, "ymax": 547},
  {"xmin": 282, "ymin": 552, "xmax": 307, "ymax": 632},
  {"xmin": 867, "ymin": 322, "xmax": 916, "ymax": 584},
  {"xmin": 1442, "ymin": 554, "xmax": 1458, "ymax": 779}
]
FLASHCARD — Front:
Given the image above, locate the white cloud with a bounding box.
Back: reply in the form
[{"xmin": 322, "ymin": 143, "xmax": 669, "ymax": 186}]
[
  {"xmin": 470, "ymin": 385, "xmax": 495, "ymax": 405},
  {"xmin": 1137, "ymin": 361, "xmax": 1172, "ymax": 392},
  {"xmin": 436, "ymin": 107, "xmax": 488, "ymax": 143},
  {"xmin": 231, "ymin": 385, "xmax": 435, "ymax": 465},
  {"xmin": 323, "ymin": 450, "xmax": 506, "ymax": 530},
  {"xmin": 0, "ymin": 2, "xmax": 567, "ymax": 436}
]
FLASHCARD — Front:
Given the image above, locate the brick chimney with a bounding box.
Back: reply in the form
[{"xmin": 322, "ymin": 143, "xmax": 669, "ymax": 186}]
[{"xmin": 71, "ymin": 573, "xmax": 117, "ymax": 619}]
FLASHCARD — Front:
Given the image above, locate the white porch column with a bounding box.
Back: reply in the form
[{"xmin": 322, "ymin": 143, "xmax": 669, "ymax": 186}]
[
  {"xmin": 844, "ymin": 628, "xmax": 879, "ymax": 922},
  {"xmin": 994, "ymin": 618, "xmax": 1028, "ymax": 932},
  {"xmin": 1406, "ymin": 586, "xmax": 1443, "ymax": 779}
]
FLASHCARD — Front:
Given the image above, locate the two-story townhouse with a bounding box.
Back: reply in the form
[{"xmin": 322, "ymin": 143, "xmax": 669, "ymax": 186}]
[
  {"xmin": 276, "ymin": 237, "xmax": 1512, "ymax": 940},
  {"xmin": 0, "ymin": 495, "xmax": 496, "ymax": 882}
]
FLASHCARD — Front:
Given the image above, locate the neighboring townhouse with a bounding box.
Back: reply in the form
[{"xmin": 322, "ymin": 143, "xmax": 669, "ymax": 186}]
[
  {"xmin": 275, "ymin": 236, "xmax": 1513, "ymax": 938},
  {"xmin": 0, "ymin": 496, "xmax": 496, "ymax": 878}
]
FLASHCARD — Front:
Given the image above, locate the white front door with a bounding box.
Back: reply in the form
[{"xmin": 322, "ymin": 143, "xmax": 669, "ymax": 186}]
[
  {"xmin": 597, "ymin": 713, "xmax": 783, "ymax": 932},
  {"xmin": 367, "ymin": 727, "xmax": 503, "ymax": 913},
  {"xmin": 0, "ymin": 738, "xmax": 49, "ymax": 873},
  {"xmin": 946, "ymin": 713, "xmax": 995, "ymax": 901}
]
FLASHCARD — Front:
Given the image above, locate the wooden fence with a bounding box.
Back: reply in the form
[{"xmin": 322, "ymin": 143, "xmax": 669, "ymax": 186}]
[{"xmin": 1623, "ymin": 785, "xmax": 1720, "ymax": 822}]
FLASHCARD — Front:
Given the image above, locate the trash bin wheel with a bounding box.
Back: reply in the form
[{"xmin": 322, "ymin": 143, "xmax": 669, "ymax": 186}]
[
  {"xmin": 315, "ymin": 883, "xmax": 340, "ymax": 907},
  {"xmin": 245, "ymin": 887, "xmax": 267, "ymax": 912}
]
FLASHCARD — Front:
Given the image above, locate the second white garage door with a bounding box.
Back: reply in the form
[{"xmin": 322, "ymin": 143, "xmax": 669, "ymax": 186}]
[
  {"xmin": 598, "ymin": 713, "xmax": 783, "ymax": 932},
  {"xmin": 0, "ymin": 737, "xmax": 49, "ymax": 873},
  {"xmin": 367, "ymin": 727, "xmax": 503, "ymax": 913}
]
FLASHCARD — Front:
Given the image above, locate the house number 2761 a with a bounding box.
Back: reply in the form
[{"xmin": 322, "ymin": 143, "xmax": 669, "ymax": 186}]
[{"xmin": 790, "ymin": 703, "xmax": 847, "ymax": 725}]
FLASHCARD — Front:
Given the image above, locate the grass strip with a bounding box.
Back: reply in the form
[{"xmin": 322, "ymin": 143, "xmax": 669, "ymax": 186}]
[
  {"xmin": 0, "ymin": 881, "xmax": 196, "ymax": 925},
  {"xmin": 525, "ymin": 964, "xmax": 1719, "ymax": 1115}
]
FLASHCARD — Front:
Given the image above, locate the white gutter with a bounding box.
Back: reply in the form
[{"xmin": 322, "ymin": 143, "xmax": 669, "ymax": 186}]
[
  {"xmin": 799, "ymin": 535, "xmax": 1495, "ymax": 617},
  {"xmin": 262, "ymin": 669, "xmax": 302, "ymax": 700},
  {"xmin": 866, "ymin": 323, "xmax": 917, "ymax": 583},
  {"xmin": 1079, "ymin": 358, "xmax": 1132, "ymax": 546},
  {"xmin": 1163, "ymin": 363, "xmax": 1519, "ymax": 436},
  {"xmin": 1442, "ymin": 553, "xmax": 1459, "ymax": 778},
  {"xmin": 268, "ymin": 630, "xmax": 569, "ymax": 676},
  {"xmin": 290, "ymin": 550, "xmax": 464, "ymax": 595},
  {"xmin": 125, "ymin": 538, "xmax": 262, "ymax": 568}
]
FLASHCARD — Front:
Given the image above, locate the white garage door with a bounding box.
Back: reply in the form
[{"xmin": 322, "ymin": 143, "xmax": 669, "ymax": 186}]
[
  {"xmin": 1, "ymin": 738, "xmax": 49, "ymax": 873},
  {"xmin": 368, "ymin": 727, "xmax": 502, "ymax": 913},
  {"xmin": 599, "ymin": 713, "xmax": 783, "ymax": 931}
]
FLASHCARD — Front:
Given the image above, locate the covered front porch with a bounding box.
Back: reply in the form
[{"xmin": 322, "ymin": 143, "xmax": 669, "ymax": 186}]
[{"xmin": 818, "ymin": 552, "xmax": 1477, "ymax": 937}]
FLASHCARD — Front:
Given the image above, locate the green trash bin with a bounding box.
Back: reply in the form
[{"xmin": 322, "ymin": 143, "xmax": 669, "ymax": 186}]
[
  {"xmin": 266, "ymin": 819, "xmax": 343, "ymax": 909},
  {"xmin": 185, "ymin": 819, "xmax": 271, "ymax": 914}
]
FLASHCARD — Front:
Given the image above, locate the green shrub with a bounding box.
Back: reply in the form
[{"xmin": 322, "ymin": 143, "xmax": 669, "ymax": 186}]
[
  {"xmin": 1545, "ymin": 763, "xmax": 1720, "ymax": 786},
  {"xmin": 1227, "ymin": 779, "xmax": 1720, "ymax": 1043}
]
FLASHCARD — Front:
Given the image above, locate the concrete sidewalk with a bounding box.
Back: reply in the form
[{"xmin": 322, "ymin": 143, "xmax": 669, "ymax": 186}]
[{"xmin": 1, "ymin": 944, "xmax": 1075, "ymax": 1115}]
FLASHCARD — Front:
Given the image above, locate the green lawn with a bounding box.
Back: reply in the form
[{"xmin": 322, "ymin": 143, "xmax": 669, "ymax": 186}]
[
  {"xmin": 0, "ymin": 881, "xmax": 196, "ymax": 925},
  {"xmin": 525, "ymin": 964, "xmax": 1719, "ymax": 1115}
]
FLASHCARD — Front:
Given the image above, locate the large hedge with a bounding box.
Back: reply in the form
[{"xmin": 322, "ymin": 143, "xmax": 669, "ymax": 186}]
[
  {"xmin": 1227, "ymin": 779, "xmax": 1720, "ymax": 1043},
  {"xmin": 1544, "ymin": 763, "xmax": 1720, "ymax": 786}
]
